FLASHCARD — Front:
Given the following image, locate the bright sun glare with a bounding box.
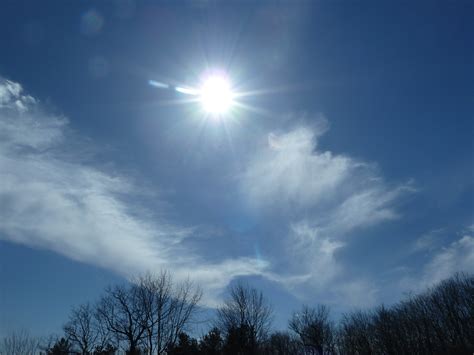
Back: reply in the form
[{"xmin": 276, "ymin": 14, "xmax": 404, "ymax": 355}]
[{"xmin": 199, "ymin": 75, "xmax": 234, "ymax": 115}]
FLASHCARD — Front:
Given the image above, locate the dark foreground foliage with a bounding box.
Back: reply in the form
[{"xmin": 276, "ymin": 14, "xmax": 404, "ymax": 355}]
[
  {"xmin": 1, "ymin": 273, "xmax": 472, "ymax": 355},
  {"xmin": 338, "ymin": 273, "xmax": 473, "ymax": 355}
]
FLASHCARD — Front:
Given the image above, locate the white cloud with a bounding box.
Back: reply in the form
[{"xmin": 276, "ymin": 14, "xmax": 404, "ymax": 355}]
[
  {"xmin": 240, "ymin": 124, "xmax": 413, "ymax": 305},
  {"xmin": 0, "ymin": 80, "xmax": 33, "ymax": 110},
  {"xmin": 400, "ymin": 229, "xmax": 474, "ymax": 293},
  {"xmin": 411, "ymin": 228, "xmax": 444, "ymax": 253},
  {"xmin": 241, "ymin": 125, "xmax": 412, "ymax": 229},
  {"xmin": 328, "ymin": 186, "xmax": 401, "ymax": 232},
  {"xmin": 287, "ymin": 221, "xmax": 344, "ymax": 286},
  {"xmin": 422, "ymin": 234, "xmax": 474, "ymax": 286},
  {"xmin": 242, "ymin": 126, "xmax": 353, "ymax": 211},
  {"xmin": 270, "ymin": 220, "xmax": 381, "ymax": 308},
  {"xmin": 0, "ymin": 77, "xmax": 266, "ymax": 305},
  {"xmin": 332, "ymin": 279, "xmax": 379, "ymax": 309},
  {"xmin": 0, "ymin": 77, "xmax": 422, "ymax": 309}
]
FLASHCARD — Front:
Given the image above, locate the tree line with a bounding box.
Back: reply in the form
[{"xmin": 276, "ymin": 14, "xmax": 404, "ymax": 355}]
[{"xmin": 1, "ymin": 272, "xmax": 472, "ymax": 355}]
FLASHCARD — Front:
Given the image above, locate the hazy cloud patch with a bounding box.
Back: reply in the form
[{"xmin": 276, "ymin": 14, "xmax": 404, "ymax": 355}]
[
  {"xmin": 241, "ymin": 124, "xmax": 414, "ymax": 305},
  {"xmin": 3, "ymin": 77, "xmax": 462, "ymax": 311},
  {"xmin": 400, "ymin": 228, "xmax": 474, "ymax": 293},
  {"xmin": 422, "ymin": 234, "xmax": 474, "ymax": 286},
  {"xmin": 0, "ymin": 77, "xmax": 266, "ymax": 305},
  {"xmin": 411, "ymin": 228, "xmax": 445, "ymax": 253}
]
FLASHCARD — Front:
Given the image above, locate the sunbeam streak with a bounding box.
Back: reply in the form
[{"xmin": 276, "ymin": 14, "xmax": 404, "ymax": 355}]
[
  {"xmin": 232, "ymin": 101, "xmax": 275, "ymax": 119},
  {"xmin": 175, "ymin": 86, "xmax": 199, "ymax": 95},
  {"xmin": 149, "ymin": 71, "xmax": 238, "ymax": 119}
]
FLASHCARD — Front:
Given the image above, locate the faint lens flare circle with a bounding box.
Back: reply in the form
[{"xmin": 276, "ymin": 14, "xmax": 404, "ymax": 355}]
[{"xmin": 199, "ymin": 74, "xmax": 234, "ymax": 115}]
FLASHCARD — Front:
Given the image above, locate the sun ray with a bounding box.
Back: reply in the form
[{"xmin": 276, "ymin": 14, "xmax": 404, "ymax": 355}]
[
  {"xmin": 146, "ymin": 97, "xmax": 201, "ymax": 107},
  {"xmin": 175, "ymin": 86, "xmax": 199, "ymax": 95},
  {"xmin": 231, "ymin": 101, "xmax": 276, "ymax": 119},
  {"xmin": 233, "ymin": 83, "xmax": 309, "ymax": 99}
]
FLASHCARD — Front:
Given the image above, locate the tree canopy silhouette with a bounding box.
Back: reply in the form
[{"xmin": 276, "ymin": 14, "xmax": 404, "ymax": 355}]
[{"xmin": 1, "ymin": 272, "xmax": 472, "ymax": 355}]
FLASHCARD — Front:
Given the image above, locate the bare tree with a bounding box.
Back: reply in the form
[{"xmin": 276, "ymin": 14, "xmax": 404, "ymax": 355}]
[
  {"xmin": 262, "ymin": 331, "xmax": 304, "ymax": 355},
  {"xmin": 337, "ymin": 310, "xmax": 374, "ymax": 355},
  {"xmin": 135, "ymin": 272, "xmax": 202, "ymax": 355},
  {"xmin": 95, "ymin": 284, "xmax": 148, "ymax": 355},
  {"xmin": 216, "ymin": 283, "xmax": 273, "ymax": 353},
  {"xmin": 63, "ymin": 303, "xmax": 98, "ymax": 354},
  {"xmin": 289, "ymin": 305, "xmax": 335, "ymax": 355},
  {"xmin": 336, "ymin": 273, "xmax": 474, "ymax": 354},
  {"xmin": 0, "ymin": 330, "xmax": 40, "ymax": 355}
]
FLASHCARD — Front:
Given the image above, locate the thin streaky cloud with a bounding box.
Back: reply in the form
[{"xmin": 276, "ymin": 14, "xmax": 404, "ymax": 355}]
[
  {"xmin": 0, "ymin": 77, "xmax": 266, "ymax": 306},
  {"xmin": 0, "ymin": 77, "xmax": 423, "ymax": 309},
  {"xmin": 239, "ymin": 123, "xmax": 414, "ymax": 306},
  {"xmin": 399, "ymin": 227, "xmax": 474, "ymax": 293}
]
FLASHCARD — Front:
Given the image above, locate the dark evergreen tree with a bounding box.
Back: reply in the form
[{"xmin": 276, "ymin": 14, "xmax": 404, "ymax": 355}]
[
  {"xmin": 93, "ymin": 343, "xmax": 117, "ymax": 355},
  {"xmin": 47, "ymin": 338, "xmax": 72, "ymax": 355},
  {"xmin": 199, "ymin": 327, "xmax": 223, "ymax": 355},
  {"xmin": 167, "ymin": 332, "xmax": 199, "ymax": 355},
  {"xmin": 222, "ymin": 324, "xmax": 259, "ymax": 355}
]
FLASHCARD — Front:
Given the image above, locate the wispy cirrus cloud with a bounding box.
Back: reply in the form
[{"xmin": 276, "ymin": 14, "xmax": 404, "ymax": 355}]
[
  {"xmin": 240, "ymin": 123, "xmax": 414, "ymax": 307},
  {"xmin": 242, "ymin": 124, "xmax": 352, "ymax": 212},
  {"xmin": 4, "ymin": 76, "xmax": 453, "ymax": 310},
  {"xmin": 400, "ymin": 227, "xmax": 474, "ymax": 293},
  {"xmin": 241, "ymin": 123, "xmax": 413, "ymax": 227},
  {"xmin": 422, "ymin": 235, "xmax": 474, "ymax": 285},
  {"xmin": 418, "ymin": 227, "xmax": 474, "ymax": 287},
  {"xmin": 0, "ymin": 77, "xmax": 266, "ymax": 305},
  {"xmin": 411, "ymin": 228, "xmax": 445, "ymax": 253}
]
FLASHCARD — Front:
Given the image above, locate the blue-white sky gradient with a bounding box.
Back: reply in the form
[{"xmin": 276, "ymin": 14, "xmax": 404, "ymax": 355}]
[{"xmin": 0, "ymin": 0, "xmax": 473, "ymax": 336}]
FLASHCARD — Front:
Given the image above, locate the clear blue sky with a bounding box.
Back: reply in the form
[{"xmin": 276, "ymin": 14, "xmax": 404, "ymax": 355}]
[{"xmin": 0, "ymin": 0, "xmax": 473, "ymax": 337}]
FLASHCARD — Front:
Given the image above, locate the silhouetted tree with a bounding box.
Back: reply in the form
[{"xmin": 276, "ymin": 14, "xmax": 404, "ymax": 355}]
[
  {"xmin": 261, "ymin": 331, "xmax": 303, "ymax": 355},
  {"xmin": 199, "ymin": 327, "xmax": 223, "ymax": 355},
  {"xmin": 47, "ymin": 337, "xmax": 72, "ymax": 355},
  {"xmin": 222, "ymin": 324, "xmax": 259, "ymax": 355},
  {"xmin": 64, "ymin": 303, "xmax": 98, "ymax": 355},
  {"xmin": 134, "ymin": 272, "xmax": 202, "ymax": 355},
  {"xmin": 216, "ymin": 283, "xmax": 273, "ymax": 354},
  {"xmin": 93, "ymin": 343, "xmax": 117, "ymax": 355},
  {"xmin": 289, "ymin": 305, "xmax": 335, "ymax": 355},
  {"xmin": 166, "ymin": 332, "xmax": 199, "ymax": 355},
  {"xmin": 338, "ymin": 310, "xmax": 374, "ymax": 355},
  {"xmin": 370, "ymin": 305, "xmax": 400, "ymax": 354},
  {"xmin": 95, "ymin": 284, "xmax": 148, "ymax": 355},
  {"xmin": 427, "ymin": 273, "xmax": 474, "ymax": 353},
  {"xmin": 336, "ymin": 273, "xmax": 474, "ymax": 354},
  {"xmin": 6, "ymin": 270, "xmax": 472, "ymax": 355},
  {"xmin": 0, "ymin": 330, "xmax": 40, "ymax": 355}
]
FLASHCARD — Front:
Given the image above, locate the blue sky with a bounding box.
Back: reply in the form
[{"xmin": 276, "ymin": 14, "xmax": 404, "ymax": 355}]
[{"xmin": 0, "ymin": 0, "xmax": 473, "ymax": 337}]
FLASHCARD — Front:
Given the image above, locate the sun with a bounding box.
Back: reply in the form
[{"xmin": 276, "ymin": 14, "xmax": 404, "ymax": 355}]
[{"xmin": 199, "ymin": 75, "xmax": 234, "ymax": 115}]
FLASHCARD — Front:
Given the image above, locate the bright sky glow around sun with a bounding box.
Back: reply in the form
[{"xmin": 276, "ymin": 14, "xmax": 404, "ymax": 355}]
[
  {"xmin": 199, "ymin": 75, "xmax": 234, "ymax": 115},
  {"xmin": 0, "ymin": 0, "xmax": 473, "ymax": 341}
]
